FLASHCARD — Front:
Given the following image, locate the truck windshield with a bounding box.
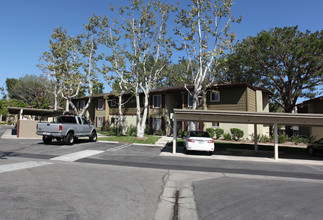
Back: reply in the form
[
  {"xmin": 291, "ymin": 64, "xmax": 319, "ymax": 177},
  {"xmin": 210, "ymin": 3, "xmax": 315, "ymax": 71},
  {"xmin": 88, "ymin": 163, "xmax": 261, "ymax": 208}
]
[{"xmin": 57, "ymin": 116, "xmax": 77, "ymax": 124}]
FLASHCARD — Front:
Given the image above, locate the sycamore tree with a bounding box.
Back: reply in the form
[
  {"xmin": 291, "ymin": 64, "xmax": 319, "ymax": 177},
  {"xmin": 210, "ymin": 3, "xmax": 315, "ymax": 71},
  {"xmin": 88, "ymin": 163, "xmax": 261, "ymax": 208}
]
[
  {"xmin": 41, "ymin": 21, "xmax": 101, "ymax": 116},
  {"xmin": 97, "ymin": 14, "xmax": 132, "ymax": 135},
  {"xmin": 104, "ymin": 0, "xmax": 173, "ymax": 138},
  {"xmin": 225, "ymin": 26, "xmax": 323, "ymax": 113},
  {"xmin": 174, "ymin": 0, "xmax": 241, "ymax": 130},
  {"xmin": 42, "ymin": 27, "xmax": 83, "ymax": 113}
]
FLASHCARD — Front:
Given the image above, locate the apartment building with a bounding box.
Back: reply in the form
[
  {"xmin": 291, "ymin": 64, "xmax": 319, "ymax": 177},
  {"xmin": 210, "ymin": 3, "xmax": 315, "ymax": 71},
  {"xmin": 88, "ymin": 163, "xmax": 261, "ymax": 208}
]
[{"xmin": 73, "ymin": 83, "xmax": 272, "ymax": 139}]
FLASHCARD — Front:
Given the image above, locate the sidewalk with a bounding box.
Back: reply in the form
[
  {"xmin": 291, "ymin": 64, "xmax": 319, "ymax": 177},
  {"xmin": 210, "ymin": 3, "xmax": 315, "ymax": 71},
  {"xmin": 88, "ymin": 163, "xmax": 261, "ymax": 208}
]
[
  {"xmin": 1, "ymin": 129, "xmax": 41, "ymax": 140},
  {"xmin": 154, "ymin": 136, "xmax": 174, "ymax": 147}
]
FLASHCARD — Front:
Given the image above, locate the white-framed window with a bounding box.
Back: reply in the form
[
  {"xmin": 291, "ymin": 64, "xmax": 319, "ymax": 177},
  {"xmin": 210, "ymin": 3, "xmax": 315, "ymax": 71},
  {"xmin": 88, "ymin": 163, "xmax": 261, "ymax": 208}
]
[
  {"xmin": 153, "ymin": 117, "xmax": 161, "ymax": 131},
  {"xmin": 97, "ymin": 116, "xmax": 103, "ymax": 127},
  {"xmin": 210, "ymin": 91, "xmax": 220, "ymax": 102},
  {"xmin": 98, "ymin": 99, "xmax": 104, "ymax": 110},
  {"xmin": 110, "ymin": 99, "xmax": 117, "ymax": 107},
  {"xmin": 188, "ymin": 94, "xmax": 194, "ymax": 107},
  {"xmin": 153, "ymin": 95, "xmax": 161, "ymax": 108}
]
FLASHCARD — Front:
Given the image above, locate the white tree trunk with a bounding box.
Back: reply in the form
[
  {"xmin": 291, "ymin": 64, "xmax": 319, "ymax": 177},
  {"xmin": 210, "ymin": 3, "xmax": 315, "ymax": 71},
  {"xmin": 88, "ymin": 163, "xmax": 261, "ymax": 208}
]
[
  {"xmin": 65, "ymin": 99, "xmax": 70, "ymax": 112},
  {"xmin": 135, "ymin": 92, "xmax": 144, "ymax": 138},
  {"xmin": 118, "ymin": 94, "xmax": 126, "ymax": 136}
]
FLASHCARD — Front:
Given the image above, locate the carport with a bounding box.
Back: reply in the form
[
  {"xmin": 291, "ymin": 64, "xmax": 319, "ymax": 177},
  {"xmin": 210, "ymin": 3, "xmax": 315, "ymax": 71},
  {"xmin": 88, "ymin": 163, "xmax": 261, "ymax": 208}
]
[{"xmin": 172, "ymin": 109, "xmax": 323, "ymax": 160}]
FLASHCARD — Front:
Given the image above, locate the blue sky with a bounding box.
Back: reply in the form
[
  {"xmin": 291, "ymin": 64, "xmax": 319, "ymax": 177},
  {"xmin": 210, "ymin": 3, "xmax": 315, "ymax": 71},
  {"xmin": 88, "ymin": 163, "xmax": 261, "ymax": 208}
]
[{"xmin": 0, "ymin": 0, "xmax": 322, "ymax": 99}]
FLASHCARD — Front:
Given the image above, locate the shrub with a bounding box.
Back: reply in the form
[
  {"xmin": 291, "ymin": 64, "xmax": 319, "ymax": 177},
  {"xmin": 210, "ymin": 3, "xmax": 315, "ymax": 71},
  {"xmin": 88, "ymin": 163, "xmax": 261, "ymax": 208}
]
[
  {"xmin": 278, "ymin": 133, "xmax": 288, "ymax": 143},
  {"xmin": 153, "ymin": 130, "xmax": 164, "ymax": 136},
  {"xmin": 223, "ymin": 133, "xmax": 232, "ymax": 141},
  {"xmin": 260, "ymin": 135, "xmax": 271, "ymax": 143},
  {"xmin": 230, "ymin": 128, "xmax": 244, "ymax": 141},
  {"xmin": 215, "ymin": 128, "xmax": 224, "ymax": 139},
  {"xmin": 128, "ymin": 126, "xmax": 137, "ymax": 136},
  {"xmin": 308, "ymin": 135, "xmax": 317, "ymax": 144},
  {"xmin": 178, "ymin": 130, "xmax": 187, "ymax": 138},
  {"xmin": 206, "ymin": 128, "xmax": 215, "ymax": 138}
]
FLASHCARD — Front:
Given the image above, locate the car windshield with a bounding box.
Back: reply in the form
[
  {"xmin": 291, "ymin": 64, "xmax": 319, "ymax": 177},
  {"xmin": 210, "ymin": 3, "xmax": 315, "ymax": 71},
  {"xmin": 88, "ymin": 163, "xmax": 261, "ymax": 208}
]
[{"xmin": 189, "ymin": 131, "xmax": 210, "ymax": 138}]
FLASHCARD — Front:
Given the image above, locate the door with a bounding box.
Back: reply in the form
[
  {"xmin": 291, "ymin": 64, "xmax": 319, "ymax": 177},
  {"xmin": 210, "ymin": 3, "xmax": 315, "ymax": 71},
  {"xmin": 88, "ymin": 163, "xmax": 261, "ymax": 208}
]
[{"xmin": 80, "ymin": 117, "xmax": 91, "ymax": 136}]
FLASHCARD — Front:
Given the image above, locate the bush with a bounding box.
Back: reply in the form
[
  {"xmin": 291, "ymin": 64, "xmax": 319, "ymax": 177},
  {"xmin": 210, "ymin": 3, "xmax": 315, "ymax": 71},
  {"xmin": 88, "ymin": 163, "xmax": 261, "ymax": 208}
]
[
  {"xmin": 259, "ymin": 135, "xmax": 271, "ymax": 143},
  {"xmin": 128, "ymin": 126, "xmax": 137, "ymax": 136},
  {"xmin": 223, "ymin": 133, "xmax": 232, "ymax": 141},
  {"xmin": 206, "ymin": 128, "xmax": 215, "ymax": 138},
  {"xmin": 230, "ymin": 128, "xmax": 244, "ymax": 141},
  {"xmin": 278, "ymin": 133, "xmax": 288, "ymax": 143},
  {"xmin": 153, "ymin": 130, "xmax": 164, "ymax": 136},
  {"xmin": 308, "ymin": 135, "xmax": 317, "ymax": 144},
  {"xmin": 178, "ymin": 130, "xmax": 187, "ymax": 138},
  {"xmin": 215, "ymin": 128, "xmax": 224, "ymax": 139}
]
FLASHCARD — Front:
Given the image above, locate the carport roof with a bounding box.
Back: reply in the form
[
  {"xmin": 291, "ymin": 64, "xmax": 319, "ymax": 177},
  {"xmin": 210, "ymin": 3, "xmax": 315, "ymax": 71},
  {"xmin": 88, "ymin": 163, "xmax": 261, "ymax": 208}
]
[
  {"xmin": 173, "ymin": 109, "xmax": 323, "ymax": 126},
  {"xmin": 8, "ymin": 107, "xmax": 62, "ymax": 117}
]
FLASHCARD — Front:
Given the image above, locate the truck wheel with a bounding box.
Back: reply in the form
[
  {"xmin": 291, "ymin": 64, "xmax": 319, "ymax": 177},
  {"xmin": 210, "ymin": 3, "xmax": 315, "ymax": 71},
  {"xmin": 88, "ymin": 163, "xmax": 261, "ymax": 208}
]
[
  {"xmin": 43, "ymin": 136, "xmax": 52, "ymax": 144},
  {"xmin": 89, "ymin": 131, "xmax": 97, "ymax": 142},
  {"xmin": 64, "ymin": 133, "xmax": 74, "ymax": 145}
]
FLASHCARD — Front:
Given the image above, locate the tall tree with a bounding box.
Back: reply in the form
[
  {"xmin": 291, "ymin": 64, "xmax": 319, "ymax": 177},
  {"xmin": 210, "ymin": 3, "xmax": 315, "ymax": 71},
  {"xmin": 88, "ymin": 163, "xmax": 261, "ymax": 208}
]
[
  {"xmin": 98, "ymin": 13, "xmax": 131, "ymax": 135},
  {"xmin": 226, "ymin": 26, "xmax": 323, "ymax": 113},
  {"xmin": 5, "ymin": 75, "xmax": 53, "ymax": 109},
  {"xmin": 42, "ymin": 22, "xmax": 101, "ymax": 116},
  {"xmin": 174, "ymin": 0, "xmax": 241, "ymax": 130},
  {"xmin": 105, "ymin": 0, "xmax": 173, "ymax": 138}
]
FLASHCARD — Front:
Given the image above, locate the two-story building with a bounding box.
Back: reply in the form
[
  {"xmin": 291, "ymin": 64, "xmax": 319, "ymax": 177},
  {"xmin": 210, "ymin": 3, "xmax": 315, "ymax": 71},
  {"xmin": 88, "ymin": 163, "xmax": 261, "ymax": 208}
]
[
  {"xmin": 297, "ymin": 96, "xmax": 323, "ymax": 139},
  {"xmin": 73, "ymin": 83, "xmax": 272, "ymax": 140}
]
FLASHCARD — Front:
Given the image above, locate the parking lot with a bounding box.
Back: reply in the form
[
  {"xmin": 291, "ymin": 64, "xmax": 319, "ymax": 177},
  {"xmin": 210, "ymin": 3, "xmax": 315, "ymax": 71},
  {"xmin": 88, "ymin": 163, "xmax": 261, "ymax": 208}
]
[{"xmin": 1, "ymin": 126, "xmax": 323, "ymax": 220}]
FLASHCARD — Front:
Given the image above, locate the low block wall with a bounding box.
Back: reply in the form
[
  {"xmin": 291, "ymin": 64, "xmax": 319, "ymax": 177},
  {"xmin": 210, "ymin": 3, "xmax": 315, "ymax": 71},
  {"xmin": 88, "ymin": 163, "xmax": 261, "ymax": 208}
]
[{"xmin": 17, "ymin": 120, "xmax": 40, "ymax": 138}]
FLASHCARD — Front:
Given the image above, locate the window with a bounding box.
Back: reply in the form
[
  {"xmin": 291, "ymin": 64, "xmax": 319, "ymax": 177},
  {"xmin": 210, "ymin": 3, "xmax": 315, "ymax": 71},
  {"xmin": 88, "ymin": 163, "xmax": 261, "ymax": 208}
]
[
  {"xmin": 82, "ymin": 118, "xmax": 89, "ymax": 125},
  {"xmin": 188, "ymin": 94, "xmax": 194, "ymax": 107},
  {"xmin": 153, "ymin": 95, "xmax": 161, "ymax": 108},
  {"xmin": 210, "ymin": 91, "xmax": 220, "ymax": 102},
  {"xmin": 80, "ymin": 100, "xmax": 86, "ymax": 109},
  {"xmin": 98, "ymin": 99, "xmax": 104, "ymax": 110},
  {"xmin": 97, "ymin": 117, "xmax": 103, "ymax": 127},
  {"xmin": 58, "ymin": 116, "xmax": 77, "ymax": 124},
  {"xmin": 111, "ymin": 117, "xmax": 116, "ymax": 124},
  {"xmin": 153, "ymin": 117, "xmax": 161, "ymax": 131},
  {"xmin": 212, "ymin": 122, "xmax": 219, "ymax": 127},
  {"xmin": 111, "ymin": 99, "xmax": 117, "ymax": 107}
]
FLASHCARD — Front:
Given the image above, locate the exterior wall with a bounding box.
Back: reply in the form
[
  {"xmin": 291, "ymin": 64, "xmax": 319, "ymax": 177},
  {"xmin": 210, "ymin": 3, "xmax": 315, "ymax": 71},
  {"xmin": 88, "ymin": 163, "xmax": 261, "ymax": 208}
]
[
  {"xmin": 18, "ymin": 119, "xmax": 41, "ymax": 138},
  {"xmin": 297, "ymin": 97, "xmax": 323, "ymax": 139},
  {"xmin": 206, "ymin": 87, "xmax": 248, "ymax": 111},
  {"xmin": 255, "ymin": 90, "xmax": 270, "ymax": 136},
  {"xmin": 72, "ymin": 84, "xmax": 271, "ymax": 139},
  {"xmin": 247, "ymin": 88, "xmax": 256, "ymax": 112}
]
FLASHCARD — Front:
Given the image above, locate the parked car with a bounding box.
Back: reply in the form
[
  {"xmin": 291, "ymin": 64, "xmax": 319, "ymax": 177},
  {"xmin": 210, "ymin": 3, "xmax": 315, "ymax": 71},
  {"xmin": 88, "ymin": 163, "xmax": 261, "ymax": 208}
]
[
  {"xmin": 184, "ymin": 131, "xmax": 214, "ymax": 155},
  {"xmin": 37, "ymin": 115, "xmax": 97, "ymax": 145},
  {"xmin": 307, "ymin": 138, "xmax": 323, "ymax": 156}
]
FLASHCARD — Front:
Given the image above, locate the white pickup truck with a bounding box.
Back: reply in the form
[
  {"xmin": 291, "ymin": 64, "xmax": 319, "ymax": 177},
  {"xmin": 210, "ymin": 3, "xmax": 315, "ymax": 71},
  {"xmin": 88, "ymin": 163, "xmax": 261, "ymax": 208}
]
[{"xmin": 36, "ymin": 115, "xmax": 97, "ymax": 145}]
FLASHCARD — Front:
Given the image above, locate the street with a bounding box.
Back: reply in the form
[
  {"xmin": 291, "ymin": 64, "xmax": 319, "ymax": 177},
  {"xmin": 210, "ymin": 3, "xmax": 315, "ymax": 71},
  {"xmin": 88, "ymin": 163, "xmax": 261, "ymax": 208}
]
[{"xmin": 1, "ymin": 125, "xmax": 323, "ymax": 220}]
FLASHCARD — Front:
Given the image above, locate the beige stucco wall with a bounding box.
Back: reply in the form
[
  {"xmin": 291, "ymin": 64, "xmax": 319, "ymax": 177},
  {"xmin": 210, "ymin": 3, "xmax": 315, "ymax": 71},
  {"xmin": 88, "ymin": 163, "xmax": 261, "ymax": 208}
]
[
  {"xmin": 311, "ymin": 127, "xmax": 323, "ymax": 139},
  {"xmin": 18, "ymin": 120, "xmax": 41, "ymax": 138}
]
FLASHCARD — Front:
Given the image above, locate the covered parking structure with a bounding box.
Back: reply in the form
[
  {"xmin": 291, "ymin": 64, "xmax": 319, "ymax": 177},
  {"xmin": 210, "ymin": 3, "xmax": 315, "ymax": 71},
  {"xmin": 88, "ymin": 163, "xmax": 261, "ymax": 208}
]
[{"xmin": 172, "ymin": 109, "xmax": 323, "ymax": 160}]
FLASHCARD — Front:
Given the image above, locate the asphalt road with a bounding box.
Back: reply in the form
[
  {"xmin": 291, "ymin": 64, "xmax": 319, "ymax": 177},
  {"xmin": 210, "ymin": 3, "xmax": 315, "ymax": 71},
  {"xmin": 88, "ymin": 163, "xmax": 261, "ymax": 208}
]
[{"xmin": 1, "ymin": 126, "xmax": 323, "ymax": 220}]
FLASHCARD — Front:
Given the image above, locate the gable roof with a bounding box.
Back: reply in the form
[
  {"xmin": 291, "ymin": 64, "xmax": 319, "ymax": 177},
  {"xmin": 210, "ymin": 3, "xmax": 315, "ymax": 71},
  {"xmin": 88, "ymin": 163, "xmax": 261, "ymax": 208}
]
[
  {"xmin": 150, "ymin": 83, "xmax": 272, "ymax": 95},
  {"xmin": 72, "ymin": 83, "xmax": 272, "ymax": 100}
]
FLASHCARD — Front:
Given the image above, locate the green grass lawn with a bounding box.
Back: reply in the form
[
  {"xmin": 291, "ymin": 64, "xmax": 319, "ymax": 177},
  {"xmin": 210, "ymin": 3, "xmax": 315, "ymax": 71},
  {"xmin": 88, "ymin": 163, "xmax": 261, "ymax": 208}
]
[{"xmin": 98, "ymin": 134, "xmax": 161, "ymax": 145}]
